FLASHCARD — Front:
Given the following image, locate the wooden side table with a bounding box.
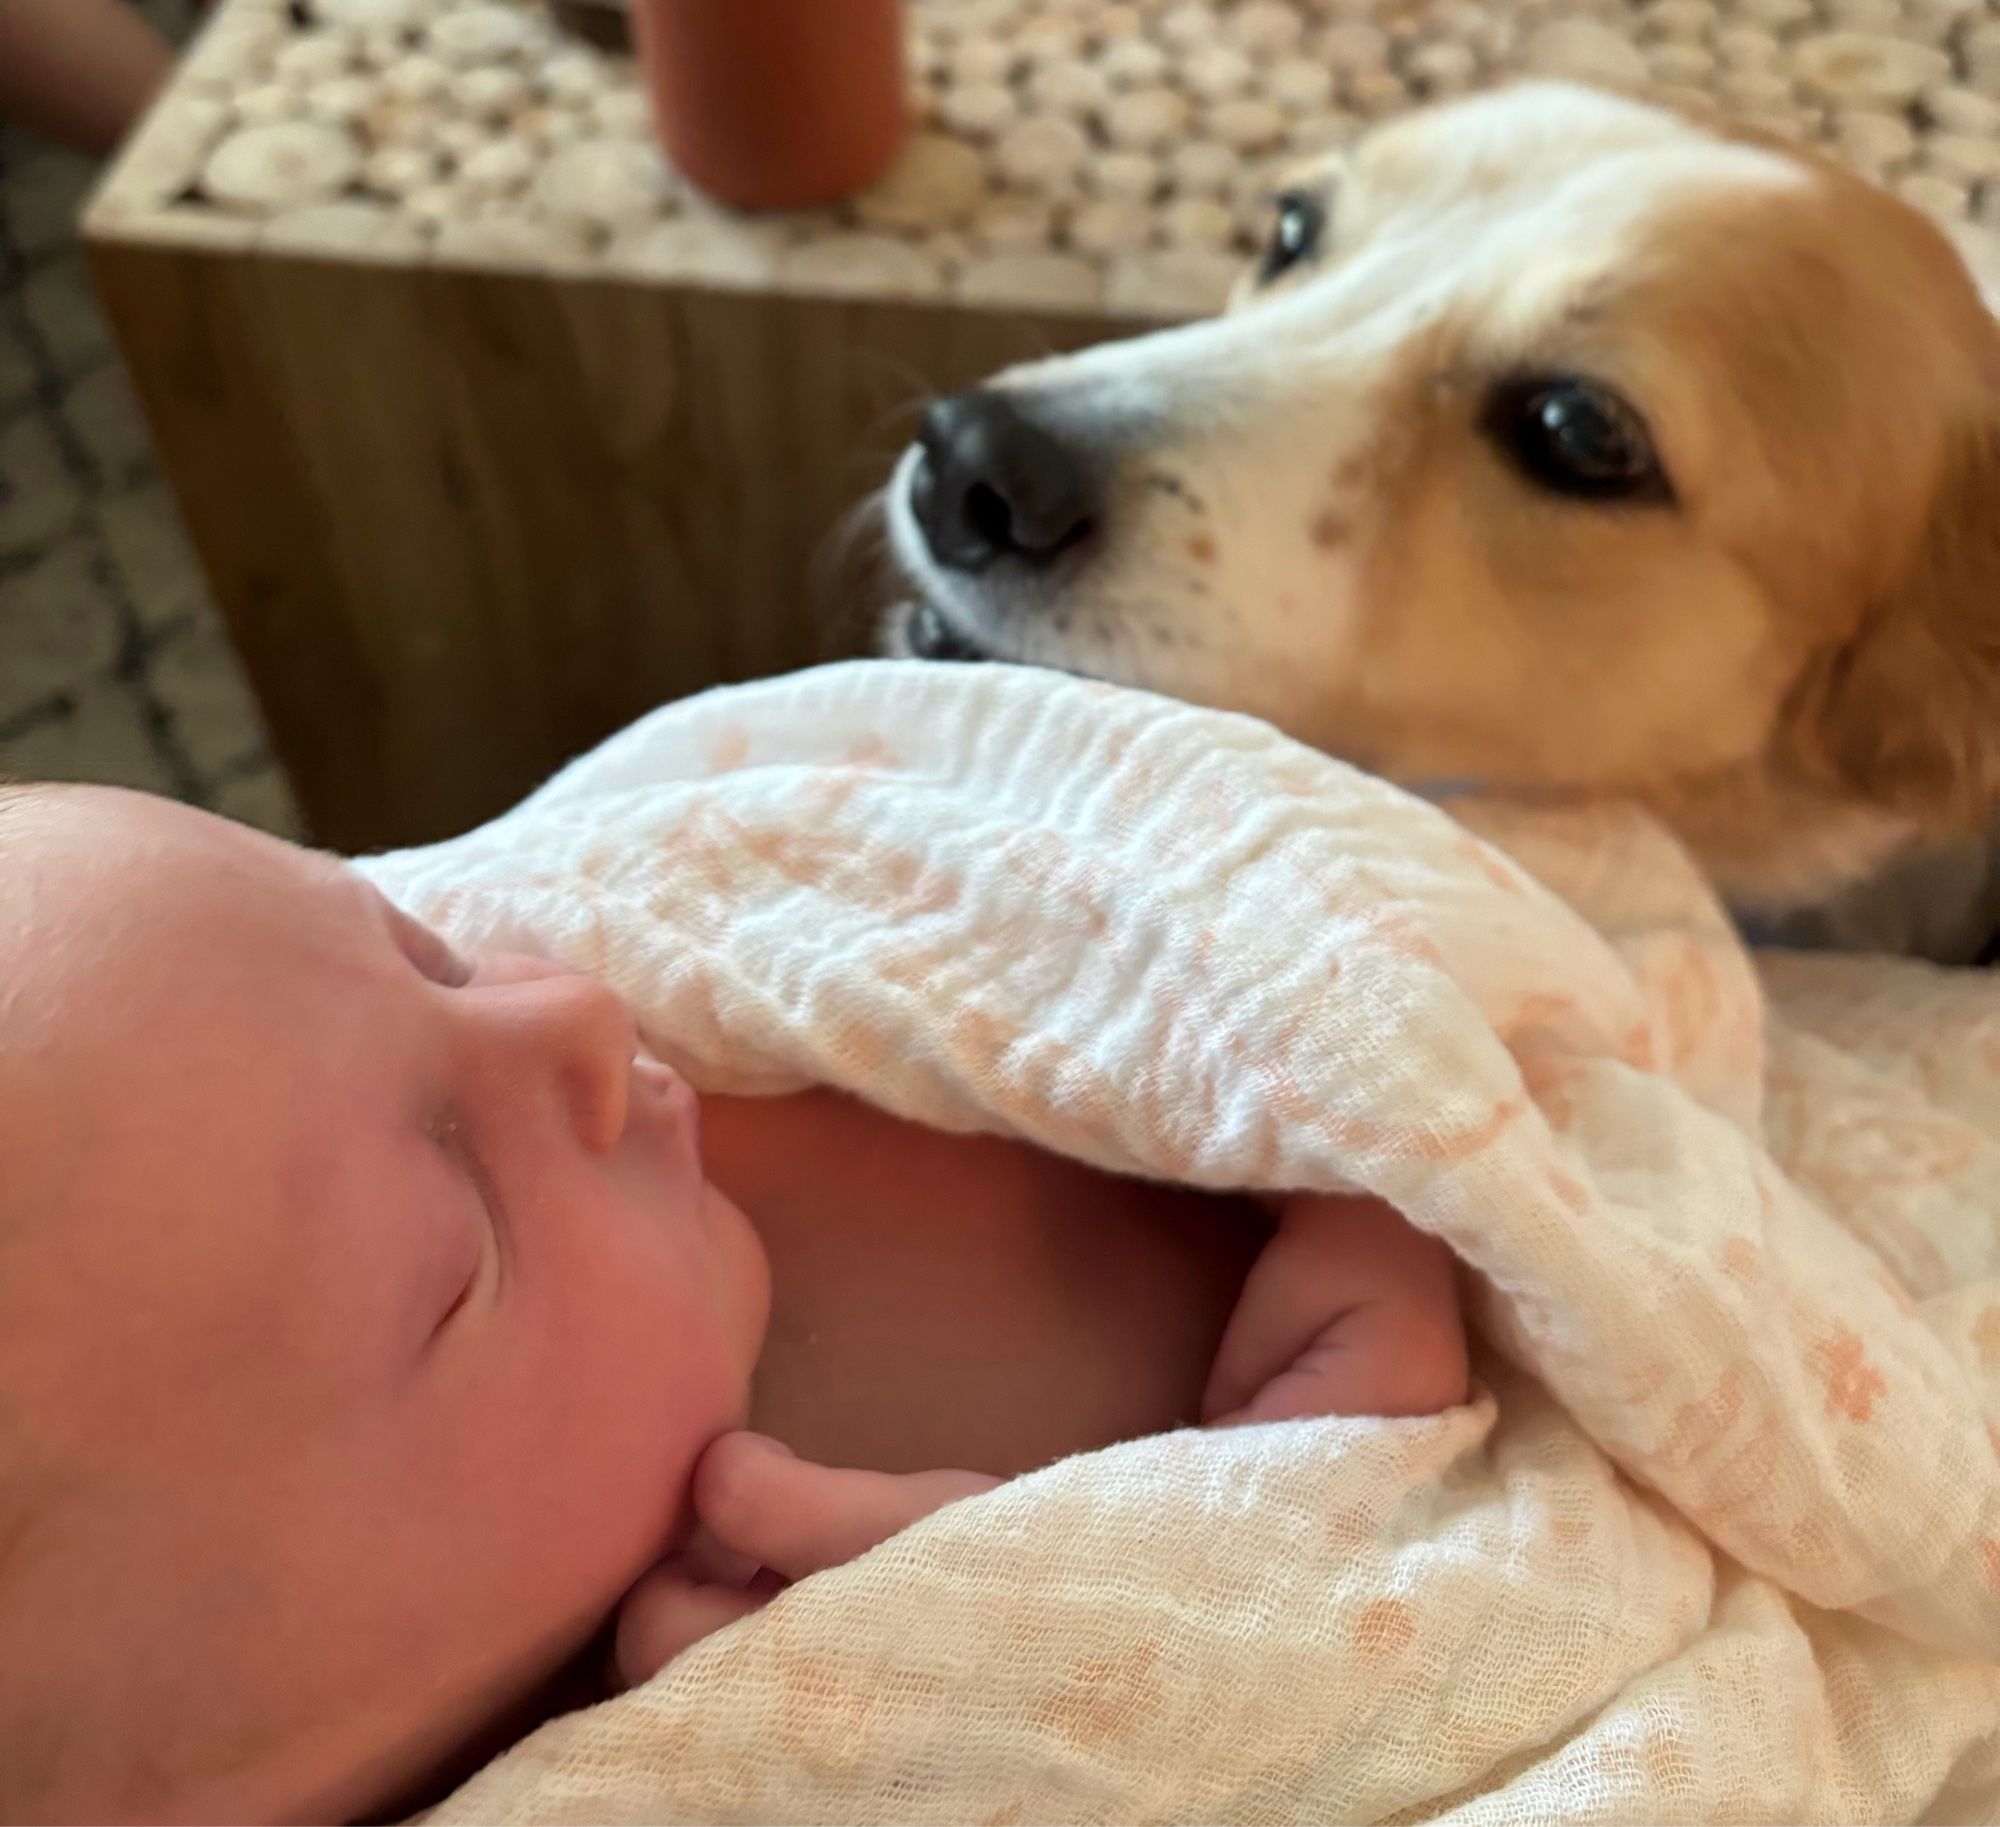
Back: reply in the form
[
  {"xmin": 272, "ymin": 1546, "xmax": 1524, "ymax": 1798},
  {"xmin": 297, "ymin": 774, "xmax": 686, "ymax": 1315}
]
[
  {"xmin": 82, "ymin": 0, "xmax": 1211, "ymax": 850},
  {"xmin": 86, "ymin": 0, "xmax": 2000, "ymax": 847}
]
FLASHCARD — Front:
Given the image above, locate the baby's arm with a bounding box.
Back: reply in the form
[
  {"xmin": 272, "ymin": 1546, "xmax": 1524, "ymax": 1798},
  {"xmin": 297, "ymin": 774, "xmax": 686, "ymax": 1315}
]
[
  {"xmin": 615, "ymin": 1435, "xmax": 997, "ymax": 1688},
  {"xmin": 1202, "ymin": 1193, "xmax": 1468, "ymax": 1425}
]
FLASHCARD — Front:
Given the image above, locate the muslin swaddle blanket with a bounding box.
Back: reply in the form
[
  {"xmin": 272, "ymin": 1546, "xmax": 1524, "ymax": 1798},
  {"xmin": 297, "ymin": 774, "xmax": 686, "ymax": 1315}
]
[{"xmin": 359, "ymin": 661, "xmax": 2000, "ymax": 1824}]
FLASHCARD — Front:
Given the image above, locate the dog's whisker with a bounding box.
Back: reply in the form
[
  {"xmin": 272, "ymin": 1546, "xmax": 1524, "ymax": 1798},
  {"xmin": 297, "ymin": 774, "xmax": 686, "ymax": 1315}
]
[{"xmin": 810, "ymin": 489, "xmax": 902, "ymax": 658}]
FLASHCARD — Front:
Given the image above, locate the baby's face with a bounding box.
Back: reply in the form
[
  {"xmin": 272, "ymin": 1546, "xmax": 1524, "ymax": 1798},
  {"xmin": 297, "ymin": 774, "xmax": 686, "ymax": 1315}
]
[{"xmin": 0, "ymin": 788, "xmax": 769, "ymax": 1822}]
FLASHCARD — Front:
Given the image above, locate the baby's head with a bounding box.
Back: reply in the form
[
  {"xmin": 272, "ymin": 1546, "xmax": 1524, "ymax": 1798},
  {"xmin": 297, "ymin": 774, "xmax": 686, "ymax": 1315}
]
[{"xmin": 0, "ymin": 785, "xmax": 769, "ymax": 1822}]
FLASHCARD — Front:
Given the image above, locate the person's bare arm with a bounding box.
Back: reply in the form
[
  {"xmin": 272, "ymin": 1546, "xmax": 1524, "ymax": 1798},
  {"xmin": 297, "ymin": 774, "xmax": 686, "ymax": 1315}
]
[
  {"xmin": 0, "ymin": 0, "xmax": 173, "ymax": 156},
  {"xmin": 615, "ymin": 1195, "xmax": 1466, "ymax": 1686},
  {"xmin": 1201, "ymin": 1192, "xmax": 1469, "ymax": 1425}
]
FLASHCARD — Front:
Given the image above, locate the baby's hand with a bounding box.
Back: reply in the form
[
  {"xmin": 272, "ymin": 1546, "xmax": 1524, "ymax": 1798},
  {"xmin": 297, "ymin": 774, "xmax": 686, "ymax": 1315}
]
[
  {"xmin": 613, "ymin": 1433, "xmax": 998, "ymax": 1690},
  {"xmin": 612, "ymin": 1544, "xmax": 780, "ymax": 1689},
  {"xmin": 1202, "ymin": 1193, "xmax": 1468, "ymax": 1426}
]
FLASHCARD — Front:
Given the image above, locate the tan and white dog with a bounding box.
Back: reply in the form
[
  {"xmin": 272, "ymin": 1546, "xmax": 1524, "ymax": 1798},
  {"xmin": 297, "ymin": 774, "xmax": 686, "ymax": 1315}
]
[{"xmin": 883, "ymin": 83, "xmax": 2000, "ymax": 955}]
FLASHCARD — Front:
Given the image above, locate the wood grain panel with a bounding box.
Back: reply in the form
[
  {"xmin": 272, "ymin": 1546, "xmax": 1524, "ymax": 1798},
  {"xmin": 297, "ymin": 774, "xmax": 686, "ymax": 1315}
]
[{"xmin": 91, "ymin": 236, "xmax": 1139, "ymax": 849}]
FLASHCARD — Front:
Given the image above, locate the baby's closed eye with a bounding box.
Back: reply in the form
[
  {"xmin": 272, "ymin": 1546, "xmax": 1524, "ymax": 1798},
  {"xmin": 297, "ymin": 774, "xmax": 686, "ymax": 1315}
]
[{"xmin": 416, "ymin": 1111, "xmax": 499, "ymax": 1345}]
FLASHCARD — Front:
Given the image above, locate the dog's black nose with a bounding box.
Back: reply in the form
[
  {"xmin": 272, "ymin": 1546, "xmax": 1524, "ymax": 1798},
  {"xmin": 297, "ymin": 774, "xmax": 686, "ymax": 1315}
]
[{"xmin": 911, "ymin": 391, "xmax": 1098, "ymax": 572}]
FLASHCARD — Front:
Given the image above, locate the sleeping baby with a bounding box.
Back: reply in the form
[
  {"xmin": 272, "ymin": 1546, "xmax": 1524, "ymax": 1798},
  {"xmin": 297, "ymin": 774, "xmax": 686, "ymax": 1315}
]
[{"xmin": 0, "ymin": 782, "xmax": 1467, "ymax": 1824}]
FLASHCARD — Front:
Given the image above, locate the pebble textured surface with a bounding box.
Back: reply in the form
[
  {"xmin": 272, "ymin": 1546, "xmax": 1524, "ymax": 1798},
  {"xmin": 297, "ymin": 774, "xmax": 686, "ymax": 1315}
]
[{"xmin": 86, "ymin": 0, "xmax": 2000, "ymax": 319}]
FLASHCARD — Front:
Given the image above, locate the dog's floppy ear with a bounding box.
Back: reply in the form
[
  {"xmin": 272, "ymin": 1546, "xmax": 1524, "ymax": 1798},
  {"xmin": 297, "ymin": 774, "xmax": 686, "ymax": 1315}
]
[{"xmin": 1792, "ymin": 416, "xmax": 2000, "ymax": 831}]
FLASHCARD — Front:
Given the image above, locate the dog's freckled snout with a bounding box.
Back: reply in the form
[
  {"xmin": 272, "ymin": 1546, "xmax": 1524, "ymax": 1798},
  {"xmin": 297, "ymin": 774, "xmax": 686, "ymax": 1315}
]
[{"xmin": 912, "ymin": 390, "xmax": 1099, "ymax": 573}]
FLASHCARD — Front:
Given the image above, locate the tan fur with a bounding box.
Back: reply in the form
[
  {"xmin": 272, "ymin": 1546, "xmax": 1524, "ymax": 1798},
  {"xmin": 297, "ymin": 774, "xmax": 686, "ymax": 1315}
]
[
  {"xmin": 1528, "ymin": 162, "xmax": 2000, "ymax": 901},
  {"xmin": 1790, "ymin": 425, "xmax": 2000, "ymax": 815},
  {"xmin": 887, "ymin": 85, "xmax": 2000, "ymax": 911}
]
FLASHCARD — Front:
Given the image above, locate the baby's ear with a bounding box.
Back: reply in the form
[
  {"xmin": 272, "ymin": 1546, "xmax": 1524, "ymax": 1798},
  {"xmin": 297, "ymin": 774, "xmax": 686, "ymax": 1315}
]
[{"xmin": 1790, "ymin": 417, "xmax": 2000, "ymax": 832}]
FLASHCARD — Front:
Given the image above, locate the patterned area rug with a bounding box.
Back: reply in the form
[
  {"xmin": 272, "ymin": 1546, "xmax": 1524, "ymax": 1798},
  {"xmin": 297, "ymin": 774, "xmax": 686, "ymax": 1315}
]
[{"xmin": 0, "ymin": 0, "xmax": 300, "ymax": 835}]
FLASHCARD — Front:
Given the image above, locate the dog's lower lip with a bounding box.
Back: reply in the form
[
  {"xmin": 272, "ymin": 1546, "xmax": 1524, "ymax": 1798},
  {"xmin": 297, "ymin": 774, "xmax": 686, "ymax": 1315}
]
[{"xmin": 906, "ymin": 600, "xmax": 992, "ymax": 662}]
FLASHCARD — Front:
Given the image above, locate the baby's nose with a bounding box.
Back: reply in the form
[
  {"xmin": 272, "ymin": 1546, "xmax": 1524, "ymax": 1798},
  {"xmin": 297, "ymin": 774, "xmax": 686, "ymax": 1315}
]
[{"xmin": 484, "ymin": 958, "xmax": 640, "ymax": 1152}]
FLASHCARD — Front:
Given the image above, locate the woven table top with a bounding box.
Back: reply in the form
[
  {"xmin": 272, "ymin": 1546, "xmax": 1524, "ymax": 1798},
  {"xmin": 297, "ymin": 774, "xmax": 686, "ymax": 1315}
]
[{"xmin": 88, "ymin": 0, "xmax": 2000, "ymax": 318}]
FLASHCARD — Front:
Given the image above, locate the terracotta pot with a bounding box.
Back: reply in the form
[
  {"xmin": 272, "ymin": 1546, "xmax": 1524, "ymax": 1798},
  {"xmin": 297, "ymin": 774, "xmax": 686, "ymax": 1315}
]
[{"xmin": 632, "ymin": 0, "xmax": 909, "ymax": 211}]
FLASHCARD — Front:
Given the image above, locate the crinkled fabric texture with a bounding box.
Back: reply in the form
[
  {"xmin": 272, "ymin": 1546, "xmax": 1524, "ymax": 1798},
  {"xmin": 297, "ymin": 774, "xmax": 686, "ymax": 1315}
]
[{"xmin": 361, "ymin": 663, "xmax": 2000, "ymax": 1826}]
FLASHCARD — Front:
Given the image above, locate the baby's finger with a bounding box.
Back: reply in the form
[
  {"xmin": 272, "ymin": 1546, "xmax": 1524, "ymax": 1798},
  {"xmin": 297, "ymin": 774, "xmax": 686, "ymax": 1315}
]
[
  {"xmin": 613, "ymin": 1564, "xmax": 775, "ymax": 1691},
  {"xmin": 1201, "ymin": 1238, "xmax": 1348, "ymax": 1421},
  {"xmin": 671, "ymin": 1523, "xmax": 765, "ymax": 1590},
  {"xmin": 1214, "ymin": 1306, "xmax": 1472, "ymax": 1425},
  {"xmin": 1210, "ymin": 1334, "xmax": 1387, "ymax": 1426},
  {"xmin": 695, "ymin": 1432, "xmax": 997, "ymax": 1582}
]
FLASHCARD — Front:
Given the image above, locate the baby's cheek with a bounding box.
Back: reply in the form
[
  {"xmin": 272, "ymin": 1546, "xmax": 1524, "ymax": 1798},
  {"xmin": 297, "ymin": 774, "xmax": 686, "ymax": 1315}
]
[
  {"xmin": 550, "ymin": 1308, "xmax": 736, "ymax": 1561},
  {"xmin": 527, "ymin": 1373, "xmax": 704, "ymax": 1582},
  {"xmin": 510, "ymin": 1175, "xmax": 758, "ymax": 1582}
]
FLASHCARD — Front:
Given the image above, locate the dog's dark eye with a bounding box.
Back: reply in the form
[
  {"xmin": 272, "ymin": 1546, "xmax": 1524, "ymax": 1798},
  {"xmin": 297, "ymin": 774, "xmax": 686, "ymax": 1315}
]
[
  {"xmin": 1259, "ymin": 188, "xmax": 1326, "ymax": 283},
  {"xmin": 1483, "ymin": 376, "xmax": 1671, "ymax": 504}
]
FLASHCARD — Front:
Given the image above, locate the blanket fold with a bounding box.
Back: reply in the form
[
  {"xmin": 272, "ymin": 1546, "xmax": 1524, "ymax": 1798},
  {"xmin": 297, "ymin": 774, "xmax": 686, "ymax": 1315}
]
[{"xmin": 363, "ymin": 662, "xmax": 2000, "ymax": 1824}]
